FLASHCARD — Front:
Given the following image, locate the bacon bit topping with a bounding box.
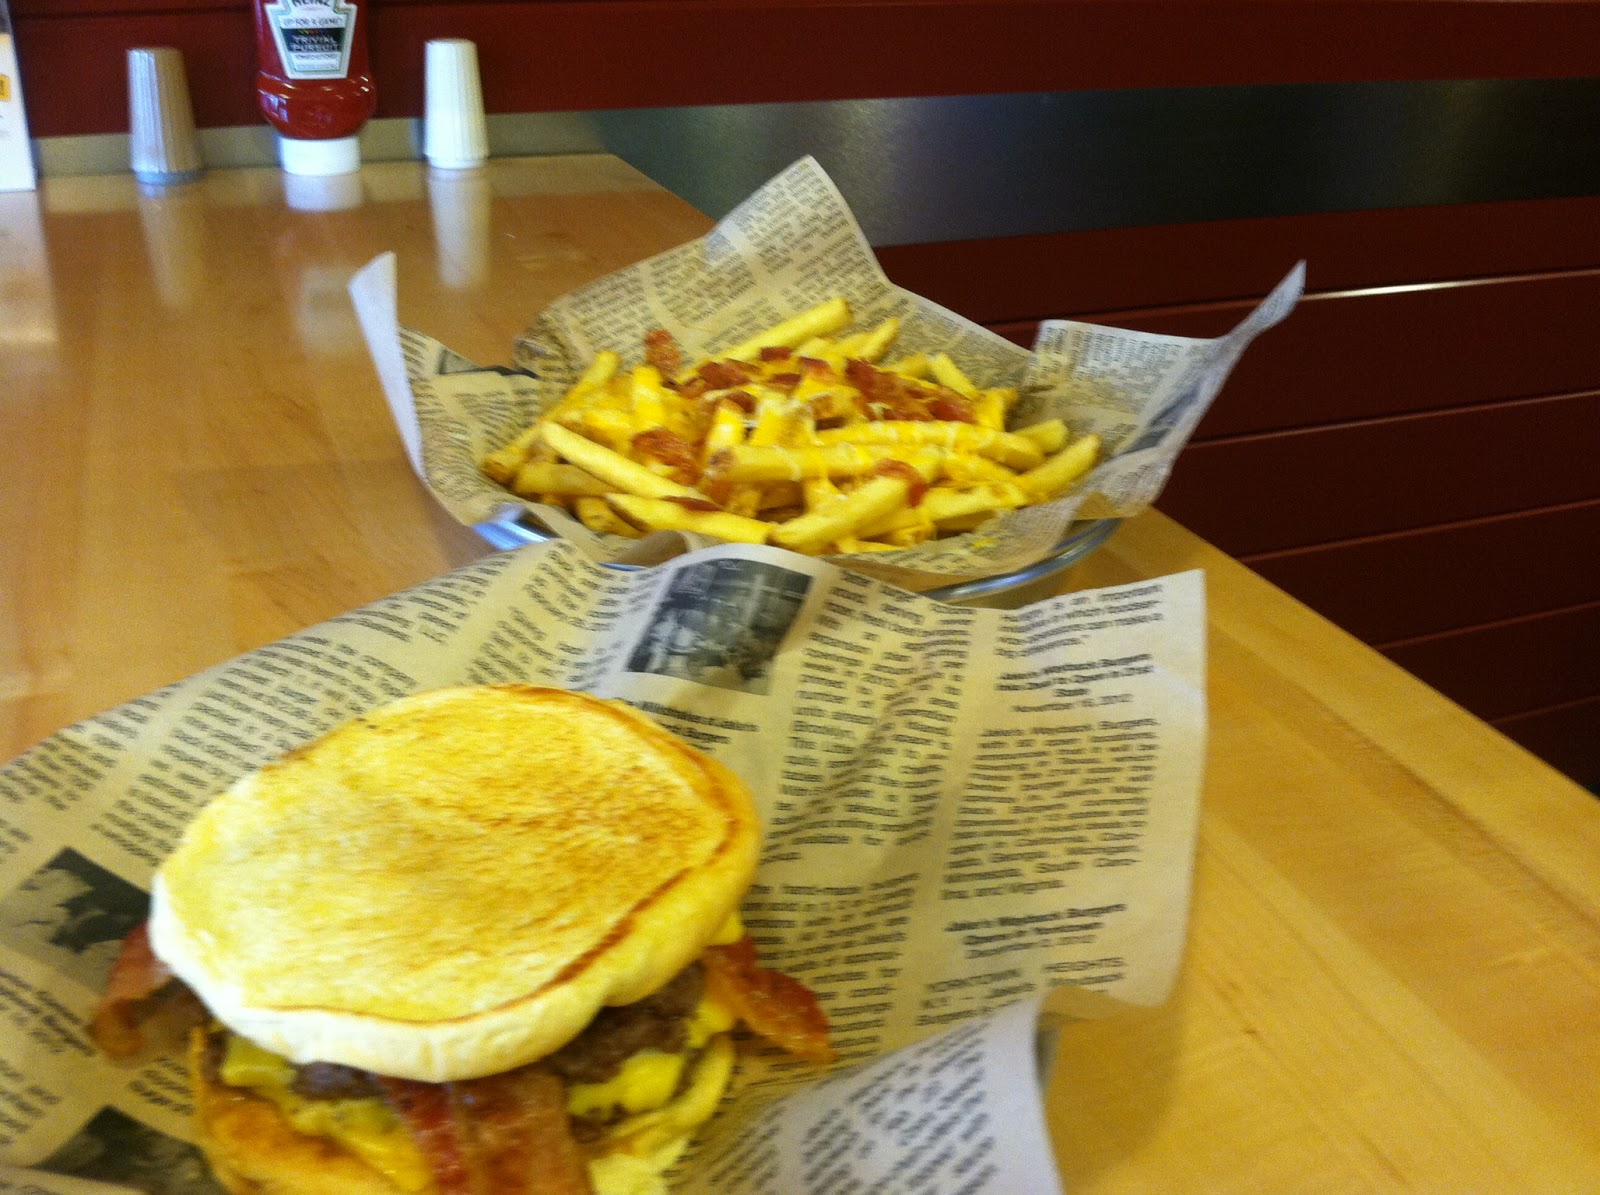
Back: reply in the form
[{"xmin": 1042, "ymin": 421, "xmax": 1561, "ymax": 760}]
[
  {"xmin": 927, "ymin": 390, "xmax": 978, "ymax": 423},
  {"xmin": 714, "ymin": 389, "xmax": 756, "ymax": 414},
  {"xmin": 698, "ymin": 360, "xmax": 753, "ymax": 389},
  {"xmin": 758, "ymin": 346, "xmax": 792, "ymax": 362},
  {"xmin": 666, "ymin": 375, "xmax": 709, "ymax": 403},
  {"xmin": 844, "ymin": 361, "xmax": 980, "ymax": 423},
  {"xmin": 700, "ymin": 477, "xmax": 735, "ymax": 506},
  {"xmin": 631, "ymin": 428, "xmax": 700, "ymax": 483},
  {"xmin": 89, "ymin": 923, "xmax": 174, "ymax": 1058},
  {"xmin": 703, "ymin": 936, "xmax": 836, "ymax": 1063},
  {"xmin": 871, "ymin": 459, "xmax": 929, "ymax": 506},
  {"xmin": 845, "ymin": 360, "xmax": 927, "ymax": 422},
  {"xmin": 798, "ymin": 357, "xmax": 832, "ymax": 377},
  {"xmin": 643, "ymin": 329, "xmax": 682, "ymax": 379},
  {"xmin": 767, "ymin": 372, "xmax": 803, "ymax": 391}
]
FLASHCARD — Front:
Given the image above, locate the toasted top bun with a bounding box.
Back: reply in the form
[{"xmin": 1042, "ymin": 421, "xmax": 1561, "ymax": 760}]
[{"xmin": 149, "ymin": 685, "xmax": 760, "ymax": 1082}]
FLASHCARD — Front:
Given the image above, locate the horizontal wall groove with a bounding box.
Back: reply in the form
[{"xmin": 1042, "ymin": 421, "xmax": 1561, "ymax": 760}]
[
  {"xmin": 1375, "ymin": 597, "xmax": 1600, "ymax": 655},
  {"xmin": 1238, "ymin": 496, "xmax": 1600, "ymax": 566},
  {"xmin": 1184, "ymin": 387, "xmax": 1600, "ymax": 450},
  {"xmin": 1493, "ymin": 691, "xmax": 1600, "ymax": 727},
  {"xmin": 1072, "ymin": 263, "xmax": 1600, "ymax": 329}
]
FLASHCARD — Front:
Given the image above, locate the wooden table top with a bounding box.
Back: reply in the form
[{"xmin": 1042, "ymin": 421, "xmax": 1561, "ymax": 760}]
[{"xmin": 4, "ymin": 154, "xmax": 1598, "ymax": 1192}]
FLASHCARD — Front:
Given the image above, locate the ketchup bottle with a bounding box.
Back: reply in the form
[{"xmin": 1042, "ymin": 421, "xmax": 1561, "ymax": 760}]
[{"xmin": 253, "ymin": 0, "xmax": 377, "ymax": 175}]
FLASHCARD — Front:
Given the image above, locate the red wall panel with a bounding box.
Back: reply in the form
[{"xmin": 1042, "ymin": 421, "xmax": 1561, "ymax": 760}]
[
  {"xmin": 1494, "ymin": 697, "xmax": 1600, "ymax": 790},
  {"xmin": 1155, "ymin": 391, "xmax": 1600, "ymax": 555},
  {"xmin": 1244, "ymin": 500, "xmax": 1600, "ymax": 646},
  {"xmin": 1385, "ymin": 604, "xmax": 1600, "ymax": 723},
  {"xmin": 991, "ymin": 270, "xmax": 1600, "ymax": 438},
  {"xmin": 877, "ymin": 197, "xmax": 1600, "ymax": 324},
  {"xmin": 16, "ymin": 0, "xmax": 1600, "ymax": 137}
]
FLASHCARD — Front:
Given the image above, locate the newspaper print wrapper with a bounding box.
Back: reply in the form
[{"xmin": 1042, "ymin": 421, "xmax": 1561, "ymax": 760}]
[
  {"xmin": 351, "ymin": 156, "xmax": 1304, "ymax": 590},
  {"xmin": 0, "ymin": 540, "xmax": 1203, "ymax": 1193}
]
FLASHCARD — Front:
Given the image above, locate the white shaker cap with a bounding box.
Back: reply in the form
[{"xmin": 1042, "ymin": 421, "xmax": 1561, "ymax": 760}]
[
  {"xmin": 424, "ymin": 39, "xmax": 489, "ymax": 170},
  {"xmin": 128, "ymin": 47, "xmax": 204, "ymax": 185}
]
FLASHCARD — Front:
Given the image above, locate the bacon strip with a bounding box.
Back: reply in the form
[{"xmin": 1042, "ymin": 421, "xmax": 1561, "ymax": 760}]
[
  {"xmin": 456, "ymin": 1068, "xmax": 594, "ymax": 1195},
  {"xmin": 380, "ymin": 1068, "xmax": 593, "ymax": 1195},
  {"xmin": 377, "ymin": 1077, "xmax": 476, "ymax": 1195},
  {"xmin": 704, "ymin": 937, "xmax": 836, "ymax": 1063},
  {"xmin": 631, "ymin": 427, "xmax": 700, "ymax": 484},
  {"xmin": 698, "ymin": 360, "xmax": 753, "ymax": 389},
  {"xmin": 643, "ymin": 328, "xmax": 682, "ymax": 379},
  {"xmin": 88, "ymin": 922, "xmax": 173, "ymax": 1057}
]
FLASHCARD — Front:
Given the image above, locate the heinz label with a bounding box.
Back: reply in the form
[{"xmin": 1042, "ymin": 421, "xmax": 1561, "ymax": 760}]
[{"xmin": 263, "ymin": 0, "xmax": 358, "ymax": 80}]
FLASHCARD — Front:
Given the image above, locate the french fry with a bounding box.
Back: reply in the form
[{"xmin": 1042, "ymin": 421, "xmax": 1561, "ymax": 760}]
[
  {"xmin": 485, "ymin": 352, "xmax": 624, "ymax": 482},
  {"xmin": 1015, "ymin": 418, "xmax": 1069, "ymax": 455},
  {"xmin": 802, "ymin": 476, "xmax": 841, "ymax": 510},
  {"xmin": 1017, "ymin": 434, "xmax": 1101, "ymax": 501},
  {"xmin": 747, "ymin": 392, "xmax": 812, "ymax": 448},
  {"xmin": 701, "ymin": 400, "xmax": 747, "ymax": 463},
  {"xmin": 540, "ymin": 422, "xmax": 705, "ymax": 501},
  {"xmin": 721, "ymin": 297, "xmax": 852, "ymax": 362},
  {"xmin": 831, "ymin": 537, "xmax": 902, "ymax": 553},
  {"xmin": 572, "ymin": 495, "xmax": 642, "ymax": 538},
  {"xmin": 770, "ymin": 453, "xmax": 941, "ymax": 554},
  {"xmin": 940, "ymin": 453, "xmax": 1018, "ymax": 485},
  {"xmin": 966, "ymin": 390, "xmax": 1004, "ymax": 431},
  {"xmin": 854, "ymin": 317, "xmax": 901, "ymax": 363},
  {"xmin": 757, "ymin": 481, "xmax": 804, "ymax": 511},
  {"xmin": 629, "ymin": 365, "xmax": 669, "ymax": 431},
  {"xmin": 972, "ymin": 388, "xmax": 1012, "ymax": 431},
  {"xmin": 509, "ymin": 462, "xmax": 615, "ymax": 499},
  {"xmin": 815, "ymin": 422, "xmax": 1044, "ymax": 471},
  {"xmin": 481, "ymin": 425, "xmax": 544, "ymax": 485},
  {"xmin": 545, "ymin": 351, "xmax": 622, "ymax": 425},
  {"xmin": 882, "ymin": 522, "xmax": 935, "ymax": 547},
  {"xmin": 606, "ymin": 495, "xmax": 772, "ymax": 544},
  {"xmin": 885, "ymin": 353, "xmax": 931, "ymax": 380},
  {"xmin": 858, "ymin": 482, "xmax": 1026, "ymax": 539},
  {"xmin": 580, "ymin": 408, "xmax": 635, "ymax": 454},
  {"xmin": 476, "ymin": 355, "xmax": 620, "ymax": 479},
  {"xmin": 928, "ymin": 352, "xmax": 978, "ymax": 399},
  {"xmin": 724, "ymin": 486, "xmax": 764, "ymax": 518},
  {"xmin": 709, "ymin": 443, "xmax": 913, "ymax": 484}
]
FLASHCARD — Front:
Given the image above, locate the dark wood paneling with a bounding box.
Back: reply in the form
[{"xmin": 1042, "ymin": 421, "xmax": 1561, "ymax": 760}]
[
  {"xmin": 14, "ymin": 11, "xmax": 257, "ymax": 136},
  {"xmin": 16, "ymin": 0, "xmax": 1600, "ymax": 137},
  {"xmin": 1493, "ymin": 697, "xmax": 1600, "ymax": 789},
  {"xmin": 1384, "ymin": 603, "xmax": 1600, "ymax": 723},
  {"xmin": 878, "ymin": 197, "xmax": 1600, "ymax": 323},
  {"xmin": 1153, "ymin": 391, "xmax": 1600, "ymax": 556},
  {"xmin": 1243, "ymin": 501, "xmax": 1600, "ymax": 645},
  {"xmin": 991, "ymin": 270, "xmax": 1600, "ymax": 437}
]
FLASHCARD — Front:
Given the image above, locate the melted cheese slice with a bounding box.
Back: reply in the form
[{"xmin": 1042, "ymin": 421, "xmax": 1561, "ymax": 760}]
[
  {"xmin": 217, "ymin": 986, "xmax": 738, "ymax": 1191},
  {"xmin": 221, "ymin": 1035, "xmax": 431, "ymax": 1192}
]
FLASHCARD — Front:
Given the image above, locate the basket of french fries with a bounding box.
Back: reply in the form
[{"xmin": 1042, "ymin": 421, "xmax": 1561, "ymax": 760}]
[{"xmin": 351, "ymin": 157, "xmax": 1302, "ymax": 598}]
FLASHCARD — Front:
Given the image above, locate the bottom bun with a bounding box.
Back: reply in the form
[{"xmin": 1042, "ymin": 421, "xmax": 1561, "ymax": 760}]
[
  {"xmin": 190, "ymin": 1040, "xmax": 405, "ymax": 1195},
  {"xmin": 187, "ymin": 1030, "xmax": 731, "ymax": 1195}
]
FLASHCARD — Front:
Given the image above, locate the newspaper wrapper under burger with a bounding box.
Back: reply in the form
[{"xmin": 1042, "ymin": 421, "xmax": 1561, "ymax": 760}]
[
  {"xmin": 351, "ymin": 156, "xmax": 1304, "ymax": 590},
  {"xmin": 1, "ymin": 539, "xmax": 1204, "ymax": 1193}
]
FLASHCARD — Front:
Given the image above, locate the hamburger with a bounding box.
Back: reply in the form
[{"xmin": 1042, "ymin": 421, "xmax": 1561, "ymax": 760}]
[{"xmin": 91, "ymin": 685, "xmax": 832, "ymax": 1194}]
